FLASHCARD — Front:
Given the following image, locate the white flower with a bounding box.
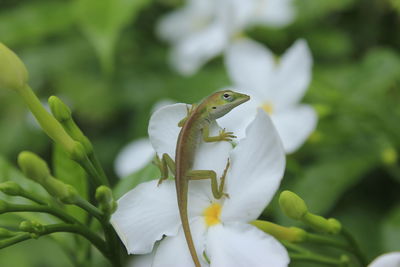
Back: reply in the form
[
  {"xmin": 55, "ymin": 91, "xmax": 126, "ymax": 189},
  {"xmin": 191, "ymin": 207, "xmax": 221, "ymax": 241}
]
[
  {"xmin": 217, "ymin": 38, "xmax": 317, "ymax": 153},
  {"xmin": 157, "ymin": 0, "xmax": 295, "ymax": 76},
  {"xmin": 111, "ymin": 103, "xmax": 289, "ymax": 266},
  {"xmin": 114, "ymin": 99, "xmax": 174, "ymax": 178},
  {"xmin": 368, "ymin": 252, "xmax": 400, "ymax": 267}
]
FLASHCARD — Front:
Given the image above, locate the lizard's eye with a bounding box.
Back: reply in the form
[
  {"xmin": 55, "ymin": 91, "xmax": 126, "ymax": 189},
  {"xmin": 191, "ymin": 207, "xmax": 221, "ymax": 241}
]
[{"xmin": 222, "ymin": 93, "xmax": 233, "ymax": 102}]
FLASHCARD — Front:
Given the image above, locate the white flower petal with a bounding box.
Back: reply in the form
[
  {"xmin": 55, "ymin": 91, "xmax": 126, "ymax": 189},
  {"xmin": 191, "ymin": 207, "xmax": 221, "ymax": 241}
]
[
  {"xmin": 252, "ymin": 0, "xmax": 295, "ymax": 27},
  {"xmin": 207, "ymin": 222, "xmax": 289, "ymax": 267},
  {"xmin": 148, "ymin": 103, "xmax": 188, "ymax": 158},
  {"xmin": 225, "ymin": 38, "xmax": 275, "ymax": 96},
  {"xmin": 272, "ymin": 39, "xmax": 312, "ymax": 109},
  {"xmin": 153, "ymin": 217, "xmax": 208, "ymax": 267},
  {"xmin": 221, "ymin": 110, "xmax": 285, "ymax": 222},
  {"xmin": 368, "ymin": 252, "xmax": 400, "ymax": 267},
  {"xmin": 111, "ymin": 180, "xmax": 181, "ymax": 254},
  {"xmin": 156, "ymin": 0, "xmax": 216, "ymax": 44},
  {"xmin": 171, "ymin": 22, "xmax": 228, "ymax": 76},
  {"xmin": 114, "ymin": 138, "xmax": 155, "ymax": 178},
  {"xmin": 271, "ymin": 104, "xmax": 317, "ymax": 153},
  {"xmin": 151, "ymin": 99, "xmax": 175, "ymax": 114}
]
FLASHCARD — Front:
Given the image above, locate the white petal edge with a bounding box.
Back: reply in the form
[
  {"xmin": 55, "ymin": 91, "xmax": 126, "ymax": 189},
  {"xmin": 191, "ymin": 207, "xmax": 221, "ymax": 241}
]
[
  {"xmin": 111, "ymin": 180, "xmax": 181, "ymax": 254},
  {"xmin": 221, "ymin": 109, "xmax": 285, "ymax": 223},
  {"xmin": 368, "ymin": 252, "xmax": 400, "ymax": 267},
  {"xmin": 148, "ymin": 103, "xmax": 188, "ymax": 158},
  {"xmin": 252, "ymin": 0, "xmax": 295, "ymax": 27},
  {"xmin": 225, "ymin": 38, "xmax": 275, "ymax": 97},
  {"xmin": 114, "ymin": 138, "xmax": 155, "ymax": 178},
  {"xmin": 207, "ymin": 222, "xmax": 289, "ymax": 267},
  {"xmin": 271, "ymin": 104, "xmax": 317, "ymax": 154},
  {"xmin": 156, "ymin": 0, "xmax": 217, "ymax": 44},
  {"xmin": 152, "ymin": 217, "xmax": 208, "ymax": 267},
  {"xmin": 272, "ymin": 39, "xmax": 313, "ymax": 109}
]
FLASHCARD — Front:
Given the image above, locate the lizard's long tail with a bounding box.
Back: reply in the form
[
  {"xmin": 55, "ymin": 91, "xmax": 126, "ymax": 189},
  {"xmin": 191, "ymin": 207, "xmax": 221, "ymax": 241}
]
[{"xmin": 178, "ymin": 189, "xmax": 201, "ymax": 267}]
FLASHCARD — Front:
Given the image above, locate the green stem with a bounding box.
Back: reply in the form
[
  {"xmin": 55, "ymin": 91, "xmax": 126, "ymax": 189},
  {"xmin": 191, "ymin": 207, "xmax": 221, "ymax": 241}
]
[
  {"xmin": 306, "ymin": 232, "xmax": 350, "ymax": 250},
  {"xmin": 88, "ymin": 152, "xmax": 109, "ymax": 186},
  {"xmin": 1, "ymin": 203, "xmax": 78, "ymax": 224},
  {"xmin": 76, "ymin": 156, "xmax": 105, "ymax": 188},
  {"xmin": 341, "ymin": 227, "xmax": 367, "ymax": 266},
  {"xmin": 283, "ymin": 241, "xmax": 346, "ymax": 266},
  {"xmin": 0, "ymin": 224, "xmax": 108, "ymax": 259},
  {"xmin": 75, "ymin": 197, "xmax": 103, "ymax": 221},
  {"xmin": 16, "ymin": 85, "xmax": 76, "ymax": 153},
  {"xmin": 290, "ymin": 253, "xmax": 344, "ymax": 266}
]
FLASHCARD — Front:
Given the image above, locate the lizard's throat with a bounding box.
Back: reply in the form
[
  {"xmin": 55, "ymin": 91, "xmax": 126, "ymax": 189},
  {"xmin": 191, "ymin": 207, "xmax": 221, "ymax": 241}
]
[{"xmin": 203, "ymin": 203, "xmax": 222, "ymax": 227}]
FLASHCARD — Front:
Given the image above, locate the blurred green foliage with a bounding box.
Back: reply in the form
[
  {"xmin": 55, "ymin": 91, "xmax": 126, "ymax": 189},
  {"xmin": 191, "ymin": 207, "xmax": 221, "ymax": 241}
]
[{"xmin": 1, "ymin": 0, "xmax": 400, "ymax": 266}]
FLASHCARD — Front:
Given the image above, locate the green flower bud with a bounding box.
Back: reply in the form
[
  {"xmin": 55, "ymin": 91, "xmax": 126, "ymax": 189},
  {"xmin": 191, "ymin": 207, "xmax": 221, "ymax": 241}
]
[
  {"xmin": 48, "ymin": 96, "xmax": 71, "ymax": 123},
  {"xmin": 381, "ymin": 148, "xmax": 397, "ymax": 166},
  {"xmin": 43, "ymin": 178, "xmax": 79, "ymax": 204},
  {"xmin": 19, "ymin": 221, "xmax": 44, "ymax": 237},
  {"xmin": 0, "ymin": 43, "xmax": 28, "ymax": 91},
  {"xmin": 302, "ymin": 213, "xmax": 342, "ymax": 234},
  {"xmin": 69, "ymin": 141, "xmax": 87, "ymax": 161},
  {"xmin": 328, "ymin": 218, "xmax": 342, "ymax": 234},
  {"xmin": 95, "ymin": 186, "xmax": 117, "ymax": 215},
  {"xmin": 251, "ymin": 220, "xmax": 307, "ymax": 242},
  {"xmin": 0, "ymin": 181, "xmax": 22, "ymax": 196},
  {"xmin": 18, "ymin": 151, "xmax": 51, "ymax": 183},
  {"xmin": 279, "ymin": 191, "xmax": 308, "ymax": 220}
]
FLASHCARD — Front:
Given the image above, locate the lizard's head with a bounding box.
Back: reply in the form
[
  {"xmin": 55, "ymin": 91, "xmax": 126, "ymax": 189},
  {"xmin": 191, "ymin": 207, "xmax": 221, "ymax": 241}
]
[{"xmin": 206, "ymin": 90, "xmax": 250, "ymax": 120}]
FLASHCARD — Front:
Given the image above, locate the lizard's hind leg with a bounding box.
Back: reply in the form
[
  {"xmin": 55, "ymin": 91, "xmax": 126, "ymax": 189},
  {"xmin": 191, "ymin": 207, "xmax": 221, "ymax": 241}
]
[
  {"xmin": 154, "ymin": 153, "xmax": 175, "ymax": 186},
  {"xmin": 187, "ymin": 159, "xmax": 230, "ymax": 199}
]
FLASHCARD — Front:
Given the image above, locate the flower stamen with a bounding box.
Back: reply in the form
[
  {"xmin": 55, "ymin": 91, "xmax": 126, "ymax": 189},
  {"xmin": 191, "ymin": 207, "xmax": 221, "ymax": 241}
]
[
  {"xmin": 261, "ymin": 102, "xmax": 274, "ymax": 114},
  {"xmin": 203, "ymin": 203, "xmax": 222, "ymax": 227}
]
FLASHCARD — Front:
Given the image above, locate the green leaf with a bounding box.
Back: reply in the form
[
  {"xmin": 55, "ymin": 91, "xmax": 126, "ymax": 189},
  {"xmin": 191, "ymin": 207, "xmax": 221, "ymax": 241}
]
[
  {"xmin": 0, "ymin": 1, "xmax": 74, "ymax": 46},
  {"xmin": 284, "ymin": 151, "xmax": 379, "ymax": 217},
  {"xmin": 113, "ymin": 162, "xmax": 159, "ymax": 199},
  {"xmin": 52, "ymin": 144, "xmax": 88, "ymax": 221},
  {"xmin": 381, "ymin": 205, "xmax": 400, "ymax": 251},
  {"xmin": 75, "ymin": 0, "xmax": 153, "ymax": 74}
]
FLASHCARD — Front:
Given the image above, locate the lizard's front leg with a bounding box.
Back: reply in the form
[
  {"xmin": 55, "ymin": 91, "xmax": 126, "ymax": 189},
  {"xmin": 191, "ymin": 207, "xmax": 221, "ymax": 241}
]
[
  {"xmin": 153, "ymin": 153, "xmax": 175, "ymax": 185},
  {"xmin": 186, "ymin": 159, "xmax": 230, "ymax": 199},
  {"xmin": 202, "ymin": 124, "xmax": 236, "ymax": 142}
]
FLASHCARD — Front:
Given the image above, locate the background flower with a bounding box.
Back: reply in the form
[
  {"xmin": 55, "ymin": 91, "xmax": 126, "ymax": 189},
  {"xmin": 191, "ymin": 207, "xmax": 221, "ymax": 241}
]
[
  {"xmin": 157, "ymin": 0, "xmax": 295, "ymax": 75},
  {"xmin": 218, "ymin": 38, "xmax": 317, "ymax": 153}
]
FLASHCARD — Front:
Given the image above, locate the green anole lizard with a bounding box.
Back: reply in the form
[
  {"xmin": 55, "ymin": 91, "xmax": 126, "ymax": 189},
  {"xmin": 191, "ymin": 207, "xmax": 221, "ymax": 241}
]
[{"xmin": 155, "ymin": 90, "xmax": 250, "ymax": 267}]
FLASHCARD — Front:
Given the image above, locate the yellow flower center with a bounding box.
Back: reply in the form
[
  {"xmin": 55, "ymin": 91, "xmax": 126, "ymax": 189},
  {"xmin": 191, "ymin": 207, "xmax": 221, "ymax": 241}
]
[
  {"xmin": 203, "ymin": 203, "xmax": 222, "ymax": 227},
  {"xmin": 261, "ymin": 102, "xmax": 274, "ymax": 114}
]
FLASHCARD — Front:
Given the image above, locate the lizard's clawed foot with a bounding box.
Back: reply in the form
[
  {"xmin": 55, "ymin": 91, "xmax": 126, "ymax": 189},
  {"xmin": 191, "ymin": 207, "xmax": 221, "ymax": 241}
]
[{"xmin": 218, "ymin": 129, "xmax": 236, "ymax": 142}]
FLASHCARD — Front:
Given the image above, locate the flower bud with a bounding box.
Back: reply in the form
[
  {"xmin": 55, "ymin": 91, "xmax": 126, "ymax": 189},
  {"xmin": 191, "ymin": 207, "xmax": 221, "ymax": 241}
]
[
  {"xmin": 381, "ymin": 148, "xmax": 397, "ymax": 166},
  {"xmin": 95, "ymin": 186, "xmax": 117, "ymax": 215},
  {"xmin": 19, "ymin": 221, "xmax": 44, "ymax": 237},
  {"xmin": 279, "ymin": 191, "xmax": 308, "ymax": 220},
  {"xmin": 302, "ymin": 213, "xmax": 342, "ymax": 234},
  {"xmin": 43, "ymin": 178, "xmax": 79, "ymax": 204},
  {"xmin": 0, "ymin": 43, "xmax": 28, "ymax": 91},
  {"xmin": 0, "ymin": 181, "xmax": 22, "ymax": 196},
  {"xmin": 48, "ymin": 96, "xmax": 71, "ymax": 122},
  {"xmin": 18, "ymin": 151, "xmax": 51, "ymax": 183},
  {"xmin": 251, "ymin": 220, "xmax": 307, "ymax": 242}
]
